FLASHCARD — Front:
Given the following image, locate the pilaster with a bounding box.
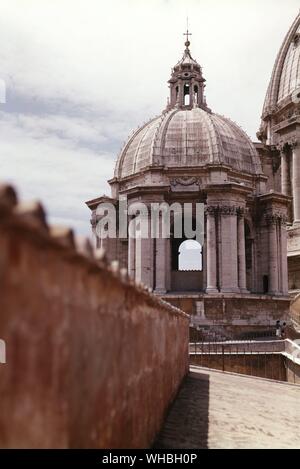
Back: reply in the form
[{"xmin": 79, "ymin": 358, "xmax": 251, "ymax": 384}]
[{"xmin": 205, "ymin": 206, "xmax": 218, "ymax": 293}]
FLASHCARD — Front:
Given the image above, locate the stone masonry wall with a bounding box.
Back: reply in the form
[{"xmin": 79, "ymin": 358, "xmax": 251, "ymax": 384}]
[
  {"xmin": 0, "ymin": 184, "xmax": 189, "ymax": 449},
  {"xmin": 285, "ymin": 359, "xmax": 300, "ymax": 384},
  {"xmin": 163, "ymin": 295, "xmax": 290, "ymax": 334}
]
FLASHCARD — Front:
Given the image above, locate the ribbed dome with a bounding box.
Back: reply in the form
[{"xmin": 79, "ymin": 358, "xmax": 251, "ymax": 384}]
[
  {"xmin": 114, "ymin": 108, "xmax": 261, "ymax": 179},
  {"xmin": 262, "ymin": 13, "xmax": 300, "ymax": 117}
]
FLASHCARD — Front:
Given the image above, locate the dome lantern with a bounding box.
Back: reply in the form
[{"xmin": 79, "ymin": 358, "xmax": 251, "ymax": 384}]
[{"xmin": 168, "ymin": 28, "xmax": 209, "ymax": 111}]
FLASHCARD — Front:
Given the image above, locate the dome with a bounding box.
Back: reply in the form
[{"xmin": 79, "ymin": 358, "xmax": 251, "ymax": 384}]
[
  {"xmin": 114, "ymin": 107, "xmax": 261, "ymax": 179},
  {"xmin": 262, "ymin": 13, "xmax": 300, "ymax": 117}
]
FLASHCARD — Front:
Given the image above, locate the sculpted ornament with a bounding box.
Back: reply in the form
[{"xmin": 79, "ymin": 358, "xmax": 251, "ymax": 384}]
[
  {"xmin": 205, "ymin": 205, "xmax": 247, "ymax": 216},
  {"xmin": 219, "ymin": 205, "xmax": 237, "ymax": 216},
  {"xmin": 236, "ymin": 206, "xmax": 247, "ymax": 218},
  {"xmin": 205, "ymin": 205, "xmax": 218, "ymax": 215},
  {"xmin": 277, "ymin": 136, "xmax": 298, "ymax": 150},
  {"xmin": 170, "ymin": 177, "xmax": 199, "ymax": 186},
  {"xmin": 264, "ymin": 212, "xmax": 288, "ymax": 225},
  {"xmin": 276, "ymin": 141, "xmax": 290, "ymax": 154},
  {"xmin": 289, "ymin": 137, "xmax": 298, "ymax": 149}
]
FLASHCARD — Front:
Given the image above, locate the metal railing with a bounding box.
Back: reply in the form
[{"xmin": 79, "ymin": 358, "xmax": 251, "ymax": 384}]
[
  {"xmin": 189, "ymin": 326, "xmax": 287, "ymax": 381},
  {"xmin": 189, "ymin": 325, "xmax": 277, "ymax": 343}
]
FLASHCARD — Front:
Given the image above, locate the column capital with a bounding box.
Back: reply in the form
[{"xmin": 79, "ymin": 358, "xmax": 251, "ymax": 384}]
[
  {"xmin": 290, "ymin": 137, "xmax": 299, "ymax": 149},
  {"xmin": 277, "ymin": 137, "xmax": 299, "ymax": 151},
  {"xmin": 219, "ymin": 205, "xmax": 237, "ymax": 216},
  {"xmin": 205, "ymin": 205, "xmax": 247, "ymax": 217},
  {"xmin": 264, "ymin": 212, "xmax": 288, "ymax": 226},
  {"xmin": 205, "ymin": 205, "xmax": 218, "ymax": 215},
  {"xmin": 236, "ymin": 206, "xmax": 247, "ymax": 218},
  {"xmin": 276, "ymin": 141, "xmax": 290, "ymax": 153}
]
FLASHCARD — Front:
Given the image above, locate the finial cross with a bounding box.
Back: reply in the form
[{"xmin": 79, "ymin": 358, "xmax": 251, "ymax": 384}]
[{"xmin": 183, "ymin": 17, "xmax": 192, "ymax": 43}]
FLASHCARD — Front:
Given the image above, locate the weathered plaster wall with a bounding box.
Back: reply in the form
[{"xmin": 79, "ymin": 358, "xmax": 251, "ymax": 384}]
[{"xmin": 0, "ymin": 184, "xmax": 189, "ymax": 449}]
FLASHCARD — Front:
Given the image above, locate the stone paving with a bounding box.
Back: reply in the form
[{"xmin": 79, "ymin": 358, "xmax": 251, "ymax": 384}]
[{"xmin": 155, "ymin": 366, "xmax": 300, "ymax": 449}]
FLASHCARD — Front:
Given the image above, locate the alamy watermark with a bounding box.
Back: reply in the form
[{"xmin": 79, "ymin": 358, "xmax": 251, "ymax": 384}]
[
  {"xmin": 0, "ymin": 339, "xmax": 6, "ymax": 364},
  {"xmin": 95, "ymin": 196, "xmax": 204, "ymax": 244}
]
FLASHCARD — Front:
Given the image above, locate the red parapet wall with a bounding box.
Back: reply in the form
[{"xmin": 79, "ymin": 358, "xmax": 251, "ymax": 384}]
[{"xmin": 0, "ymin": 184, "xmax": 189, "ymax": 449}]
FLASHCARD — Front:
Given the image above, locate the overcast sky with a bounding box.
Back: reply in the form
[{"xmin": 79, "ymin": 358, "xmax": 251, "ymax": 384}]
[{"xmin": 0, "ymin": 0, "xmax": 299, "ymax": 235}]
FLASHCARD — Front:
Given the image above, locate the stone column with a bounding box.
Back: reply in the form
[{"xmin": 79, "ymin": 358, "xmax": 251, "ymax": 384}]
[
  {"xmin": 220, "ymin": 206, "xmax": 239, "ymax": 293},
  {"xmin": 189, "ymin": 80, "xmax": 193, "ymax": 106},
  {"xmin": 268, "ymin": 216, "xmax": 279, "ymax": 295},
  {"xmin": 165, "ymin": 237, "xmax": 171, "ymax": 291},
  {"xmin": 206, "ymin": 208, "xmax": 218, "ymax": 293},
  {"xmin": 202, "ymin": 227, "xmax": 207, "ymax": 291},
  {"xmin": 292, "ymin": 142, "xmax": 300, "ymax": 223},
  {"xmin": 155, "ymin": 214, "xmax": 167, "ymax": 293},
  {"xmin": 97, "ymin": 223, "xmax": 113, "ymax": 258},
  {"xmin": 280, "ymin": 220, "xmax": 289, "ymax": 295},
  {"xmin": 179, "ymin": 83, "xmax": 184, "ymax": 107},
  {"xmin": 281, "ymin": 149, "xmax": 290, "ymax": 196},
  {"xmin": 128, "ymin": 217, "xmax": 135, "ymax": 280},
  {"xmin": 135, "ymin": 215, "xmax": 154, "ymax": 289},
  {"xmin": 237, "ymin": 213, "xmax": 248, "ymax": 293},
  {"xmin": 251, "ymin": 240, "xmax": 257, "ymax": 293}
]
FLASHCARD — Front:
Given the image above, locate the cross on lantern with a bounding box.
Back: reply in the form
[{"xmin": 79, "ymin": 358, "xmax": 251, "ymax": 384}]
[
  {"xmin": 183, "ymin": 29, "xmax": 192, "ymax": 43},
  {"xmin": 183, "ymin": 17, "xmax": 192, "ymax": 43}
]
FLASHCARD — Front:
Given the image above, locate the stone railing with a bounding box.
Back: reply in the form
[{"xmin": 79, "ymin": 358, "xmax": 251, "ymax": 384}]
[
  {"xmin": 0, "ymin": 184, "xmax": 189, "ymax": 449},
  {"xmin": 290, "ymin": 294, "xmax": 300, "ymax": 330},
  {"xmin": 189, "ymin": 340, "xmax": 285, "ymax": 354},
  {"xmin": 189, "ymin": 338, "xmax": 300, "ymax": 359},
  {"xmin": 283, "ymin": 339, "xmax": 300, "ymax": 365}
]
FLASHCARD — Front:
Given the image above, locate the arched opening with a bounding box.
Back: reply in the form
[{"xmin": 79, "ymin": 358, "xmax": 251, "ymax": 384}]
[
  {"xmin": 184, "ymin": 83, "xmax": 190, "ymax": 105},
  {"xmin": 178, "ymin": 240, "xmax": 202, "ymax": 271},
  {"xmin": 170, "ymin": 216, "xmax": 204, "ymax": 292},
  {"xmin": 175, "ymin": 86, "xmax": 179, "ymax": 100}
]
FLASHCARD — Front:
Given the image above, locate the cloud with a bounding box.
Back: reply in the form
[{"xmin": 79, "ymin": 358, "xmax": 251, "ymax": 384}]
[{"xmin": 0, "ymin": 110, "xmax": 114, "ymax": 234}]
